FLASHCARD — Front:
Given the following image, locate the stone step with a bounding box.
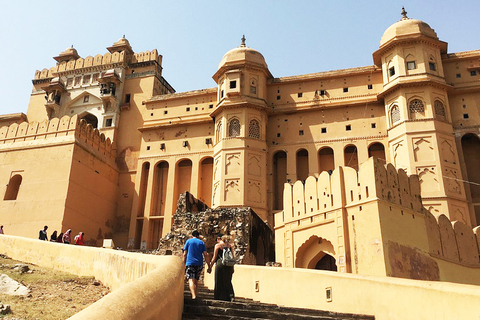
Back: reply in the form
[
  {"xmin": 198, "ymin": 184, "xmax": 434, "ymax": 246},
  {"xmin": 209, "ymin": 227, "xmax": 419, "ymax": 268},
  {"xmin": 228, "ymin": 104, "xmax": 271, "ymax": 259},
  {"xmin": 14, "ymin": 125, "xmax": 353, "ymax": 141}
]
[{"xmin": 183, "ymin": 283, "xmax": 374, "ymax": 320}]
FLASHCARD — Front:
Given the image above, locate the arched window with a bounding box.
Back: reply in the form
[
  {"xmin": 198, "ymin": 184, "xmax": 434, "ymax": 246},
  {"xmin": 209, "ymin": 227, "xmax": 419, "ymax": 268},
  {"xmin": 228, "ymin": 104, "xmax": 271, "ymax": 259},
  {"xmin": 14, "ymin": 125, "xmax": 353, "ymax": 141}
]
[
  {"xmin": 216, "ymin": 122, "xmax": 222, "ymax": 143},
  {"xmin": 434, "ymin": 100, "xmax": 446, "ymax": 121},
  {"xmin": 391, "ymin": 105, "xmax": 401, "ymax": 125},
  {"xmin": 228, "ymin": 118, "xmax": 240, "ymax": 137},
  {"xmin": 409, "ymin": 99, "xmax": 424, "ymax": 120},
  {"xmin": 248, "ymin": 119, "xmax": 260, "ymax": 139},
  {"xmin": 4, "ymin": 175, "xmax": 22, "ymax": 200}
]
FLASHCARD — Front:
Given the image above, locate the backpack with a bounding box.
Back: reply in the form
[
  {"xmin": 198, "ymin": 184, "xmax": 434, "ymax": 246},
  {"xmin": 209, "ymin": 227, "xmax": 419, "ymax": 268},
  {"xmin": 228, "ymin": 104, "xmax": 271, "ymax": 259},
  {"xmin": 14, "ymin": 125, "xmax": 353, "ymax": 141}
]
[{"xmin": 221, "ymin": 247, "xmax": 236, "ymax": 266}]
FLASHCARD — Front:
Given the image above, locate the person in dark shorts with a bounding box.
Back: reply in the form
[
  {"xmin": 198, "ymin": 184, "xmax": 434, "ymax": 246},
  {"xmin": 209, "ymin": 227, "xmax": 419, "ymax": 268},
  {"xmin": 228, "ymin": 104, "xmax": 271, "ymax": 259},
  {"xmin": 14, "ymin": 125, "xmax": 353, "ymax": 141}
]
[{"xmin": 183, "ymin": 230, "xmax": 211, "ymax": 299}]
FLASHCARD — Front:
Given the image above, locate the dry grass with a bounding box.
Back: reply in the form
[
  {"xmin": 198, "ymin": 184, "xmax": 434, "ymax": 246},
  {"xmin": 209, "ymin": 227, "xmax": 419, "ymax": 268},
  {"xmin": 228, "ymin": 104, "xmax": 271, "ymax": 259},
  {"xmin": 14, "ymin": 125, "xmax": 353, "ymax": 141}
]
[{"xmin": 0, "ymin": 256, "xmax": 109, "ymax": 320}]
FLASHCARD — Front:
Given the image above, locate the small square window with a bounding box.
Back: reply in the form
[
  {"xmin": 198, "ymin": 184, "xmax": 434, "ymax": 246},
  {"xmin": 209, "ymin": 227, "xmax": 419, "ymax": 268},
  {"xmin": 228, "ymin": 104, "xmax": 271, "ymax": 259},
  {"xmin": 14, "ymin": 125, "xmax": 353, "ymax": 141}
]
[
  {"xmin": 463, "ymin": 105, "xmax": 467, "ymax": 109},
  {"xmin": 321, "ymin": 128, "xmax": 327, "ymax": 133},
  {"xmin": 221, "ymin": 90, "xmax": 224, "ymax": 98},
  {"xmin": 150, "ymin": 113, "xmax": 153, "ymax": 116},
  {"xmin": 195, "ymin": 107, "xmax": 198, "ymax": 110},
  {"xmin": 406, "ymin": 61, "xmax": 416, "ymax": 70},
  {"xmin": 471, "ymin": 71, "xmax": 477, "ymax": 76},
  {"xmin": 105, "ymin": 118, "xmax": 113, "ymax": 127},
  {"xmin": 346, "ymin": 125, "xmax": 351, "ymax": 131},
  {"xmin": 125, "ymin": 94, "xmax": 131, "ymax": 103},
  {"xmin": 343, "ymin": 88, "xmax": 348, "ymax": 93},
  {"xmin": 66, "ymin": 78, "xmax": 73, "ymax": 87},
  {"xmin": 297, "ymin": 92, "xmax": 303, "ymax": 98},
  {"xmin": 209, "ymin": 104, "xmax": 213, "ymax": 109},
  {"xmin": 371, "ymin": 123, "xmax": 376, "ymax": 128},
  {"xmin": 429, "ymin": 62, "xmax": 436, "ymax": 71},
  {"xmin": 164, "ymin": 110, "xmax": 168, "ymax": 115},
  {"xmin": 463, "ymin": 113, "xmax": 469, "ymax": 119},
  {"xmin": 83, "ymin": 95, "xmax": 89, "ymax": 103},
  {"xmin": 299, "ymin": 130, "xmax": 304, "ymax": 136},
  {"xmin": 277, "ymin": 90, "xmax": 280, "ymax": 93},
  {"xmin": 230, "ymin": 80, "xmax": 237, "ymax": 89},
  {"xmin": 277, "ymin": 95, "xmax": 281, "ymax": 100},
  {"xmin": 146, "ymin": 146, "xmax": 150, "ymax": 150},
  {"xmin": 250, "ymin": 86, "xmax": 256, "ymax": 94},
  {"xmin": 389, "ymin": 67, "xmax": 395, "ymax": 76},
  {"xmin": 456, "ymin": 73, "xmax": 461, "ymax": 78},
  {"xmin": 320, "ymin": 90, "xmax": 326, "ymax": 95},
  {"xmin": 186, "ymin": 107, "xmax": 190, "ymax": 111},
  {"xmin": 276, "ymin": 133, "xmax": 281, "ymax": 138},
  {"xmin": 367, "ymin": 84, "xmax": 373, "ymax": 90}
]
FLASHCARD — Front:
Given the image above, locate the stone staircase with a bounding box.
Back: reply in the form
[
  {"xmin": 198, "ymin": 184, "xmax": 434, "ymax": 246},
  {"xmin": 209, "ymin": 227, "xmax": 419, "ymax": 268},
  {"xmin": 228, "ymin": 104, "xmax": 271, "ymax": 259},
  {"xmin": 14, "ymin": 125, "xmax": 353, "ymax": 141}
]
[{"xmin": 183, "ymin": 282, "xmax": 375, "ymax": 320}]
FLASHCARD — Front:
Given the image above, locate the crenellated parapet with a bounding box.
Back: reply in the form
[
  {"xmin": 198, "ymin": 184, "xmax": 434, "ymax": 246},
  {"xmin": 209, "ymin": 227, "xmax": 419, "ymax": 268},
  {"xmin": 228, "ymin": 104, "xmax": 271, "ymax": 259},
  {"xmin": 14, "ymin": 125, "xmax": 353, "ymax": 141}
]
[
  {"xmin": 0, "ymin": 115, "xmax": 115, "ymax": 161},
  {"xmin": 278, "ymin": 157, "xmax": 424, "ymax": 226},
  {"xmin": 426, "ymin": 212, "xmax": 480, "ymax": 266},
  {"xmin": 34, "ymin": 49, "xmax": 161, "ymax": 80}
]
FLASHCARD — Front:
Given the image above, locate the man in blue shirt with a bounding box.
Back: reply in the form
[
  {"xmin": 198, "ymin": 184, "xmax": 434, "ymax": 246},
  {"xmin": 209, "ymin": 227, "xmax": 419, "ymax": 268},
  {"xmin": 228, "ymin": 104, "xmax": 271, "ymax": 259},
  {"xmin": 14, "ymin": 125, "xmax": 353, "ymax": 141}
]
[{"xmin": 183, "ymin": 230, "xmax": 211, "ymax": 299}]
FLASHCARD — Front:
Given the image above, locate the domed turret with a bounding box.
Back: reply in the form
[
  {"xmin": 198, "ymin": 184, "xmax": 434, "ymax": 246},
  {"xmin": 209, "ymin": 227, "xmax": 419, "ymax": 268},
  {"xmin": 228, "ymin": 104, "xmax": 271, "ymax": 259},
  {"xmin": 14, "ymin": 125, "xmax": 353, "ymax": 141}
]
[
  {"xmin": 379, "ymin": 8, "xmax": 440, "ymax": 48},
  {"xmin": 107, "ymin": 35, "xmax": 134, "ymax": 55},
  {"xmin": 54, "ymin": 45, "xmax": 80, "ymax": 62},
  {"xmin": 217, "ymin": 36, "xmax": 268, "ymax": 70},
  {"xmin": 214, "ymin": 35, "xmax": 271, "ymax": 82}
]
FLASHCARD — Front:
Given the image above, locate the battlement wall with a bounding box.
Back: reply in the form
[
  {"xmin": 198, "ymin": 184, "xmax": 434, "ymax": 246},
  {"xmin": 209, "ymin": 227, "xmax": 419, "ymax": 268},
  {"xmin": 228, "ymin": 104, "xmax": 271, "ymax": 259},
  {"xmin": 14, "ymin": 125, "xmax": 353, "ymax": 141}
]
[
  {"xmin": 278, "ymin": 158, "xmax": 423, "ymax": 226},
  {"xmin": 34, "ymin": 49, "xmax": 160, "ymax": 79},
  {"xmin": 0, "ymin": 115, "xmax": 115, "ymax": 161}
]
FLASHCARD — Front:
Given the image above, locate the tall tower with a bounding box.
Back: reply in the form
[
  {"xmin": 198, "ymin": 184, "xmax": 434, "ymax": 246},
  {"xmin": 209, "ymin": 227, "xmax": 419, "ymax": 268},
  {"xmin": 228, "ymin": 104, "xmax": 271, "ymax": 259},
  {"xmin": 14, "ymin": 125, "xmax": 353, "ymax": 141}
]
[
  {"xmin": 373, "ymin": 9, "xmax": 471, "ymax": 224},
  {"xmin": 211, "ymin": 36, "xmax": 273, "ymax": 221}
]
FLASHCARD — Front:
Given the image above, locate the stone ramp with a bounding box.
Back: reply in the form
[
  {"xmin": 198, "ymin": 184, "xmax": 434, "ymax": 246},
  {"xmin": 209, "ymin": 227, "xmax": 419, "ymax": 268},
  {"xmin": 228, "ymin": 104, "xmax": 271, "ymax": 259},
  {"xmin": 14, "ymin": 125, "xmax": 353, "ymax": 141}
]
[{"xmin": 183, "ymin": 283, "xmax": 375, "ymax": 320}]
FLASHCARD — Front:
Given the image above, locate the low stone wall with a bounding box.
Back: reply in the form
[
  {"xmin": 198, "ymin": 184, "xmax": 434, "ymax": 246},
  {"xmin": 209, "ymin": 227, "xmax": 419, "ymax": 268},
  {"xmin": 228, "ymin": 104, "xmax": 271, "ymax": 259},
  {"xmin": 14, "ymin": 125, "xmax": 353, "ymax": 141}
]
[
  {"xmin": 0, "ymin": 235, "xmax": 183, "ymax": 320},
  {"xmin": 204, "ymin": 264, "xmax": 480, "ymax": 320}
]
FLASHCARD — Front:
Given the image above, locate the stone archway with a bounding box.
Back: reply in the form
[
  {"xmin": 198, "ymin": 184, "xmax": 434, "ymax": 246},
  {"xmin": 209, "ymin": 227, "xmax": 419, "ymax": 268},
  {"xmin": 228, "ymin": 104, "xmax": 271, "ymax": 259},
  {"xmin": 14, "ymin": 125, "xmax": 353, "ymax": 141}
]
[{"xmin": 295, "ymin": 235, "xmax": 336, "ymax": 270}]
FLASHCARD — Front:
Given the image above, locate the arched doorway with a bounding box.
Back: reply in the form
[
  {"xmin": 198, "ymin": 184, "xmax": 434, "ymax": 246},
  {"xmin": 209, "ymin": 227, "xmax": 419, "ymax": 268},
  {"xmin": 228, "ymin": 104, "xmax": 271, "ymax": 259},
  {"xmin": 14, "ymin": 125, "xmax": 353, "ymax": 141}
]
[
  {"xmin": 296, "ymin": 149, "xmax": 309, "ymax": 182},
  {"xmin": 368, "ymin": 142, "xmax": 386, "ymax": 164},
  {"xmin": 199, "ymin": 157, "xmax": 213, "ymax": 207},
  {"xmin": 318, "ymin": 147, "xmax": 334, "ymax": 173},
  {"xmin": 344, "ymin": 145, "xmax": 359, "ymax": 171},
  {"xmin": 461, "ymin": 134, "xmax": 480, "ymax": 225},
  {"xmin": 295, "ymin": 235, "xmax": 336, "ymax": 271},
  {"xmin": 315, "ymin": 254, "xmax": 338, "ymax": 271},
  {"xmin": 273, "ymin": 151, "xmax": 287, "ymax": 210},
  {"xmin": 175, "ymin": 159, "xmax": 193, "ymax": 202},
  {"xmin": 81, "ymin": 113, "xmax": 98, "ymax": 128}
]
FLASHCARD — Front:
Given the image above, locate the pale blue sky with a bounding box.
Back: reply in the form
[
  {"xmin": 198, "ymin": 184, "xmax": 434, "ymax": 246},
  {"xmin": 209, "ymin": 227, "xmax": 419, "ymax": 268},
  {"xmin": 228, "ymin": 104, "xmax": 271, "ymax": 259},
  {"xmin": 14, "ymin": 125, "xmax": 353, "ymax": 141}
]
[{"xmin": 0, "ymin": 0, "xmax": 479, "ymax": 115}]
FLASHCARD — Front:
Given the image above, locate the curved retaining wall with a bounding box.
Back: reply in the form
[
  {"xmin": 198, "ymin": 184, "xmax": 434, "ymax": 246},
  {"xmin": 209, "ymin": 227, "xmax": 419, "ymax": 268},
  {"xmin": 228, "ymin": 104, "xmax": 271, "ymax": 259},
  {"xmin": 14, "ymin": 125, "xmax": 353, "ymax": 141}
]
[{"xmin": 0, "ymin": 235, "xmax": 183, "ymax": 320}]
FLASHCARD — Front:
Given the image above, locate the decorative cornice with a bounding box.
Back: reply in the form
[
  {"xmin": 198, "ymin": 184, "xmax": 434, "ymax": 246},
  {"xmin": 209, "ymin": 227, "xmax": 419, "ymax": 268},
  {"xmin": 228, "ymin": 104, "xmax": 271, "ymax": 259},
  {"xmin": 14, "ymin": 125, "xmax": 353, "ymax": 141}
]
[
  {"xmin": 138, "ymin": 150, "xmax": 214, "ymax": 161},
  {"xmin": 269, "ymin": 134, "xmax": 388, "ymax": 149}
]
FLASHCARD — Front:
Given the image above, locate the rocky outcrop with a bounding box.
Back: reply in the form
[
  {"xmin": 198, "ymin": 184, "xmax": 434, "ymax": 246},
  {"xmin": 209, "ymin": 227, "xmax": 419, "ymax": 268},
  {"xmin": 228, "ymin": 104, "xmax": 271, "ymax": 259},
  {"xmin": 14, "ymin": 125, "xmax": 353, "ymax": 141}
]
[{"xmin": 155, "ymin": 192, "xmax": 274, "ymax": 265}]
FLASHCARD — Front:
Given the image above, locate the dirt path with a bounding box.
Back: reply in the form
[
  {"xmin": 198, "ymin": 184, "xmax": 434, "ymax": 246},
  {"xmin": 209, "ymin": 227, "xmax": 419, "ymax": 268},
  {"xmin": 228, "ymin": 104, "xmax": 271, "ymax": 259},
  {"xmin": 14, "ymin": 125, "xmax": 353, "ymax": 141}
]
[{"xmin": 0, "ymin": 256, "xmax": 109, "ymax": 320}]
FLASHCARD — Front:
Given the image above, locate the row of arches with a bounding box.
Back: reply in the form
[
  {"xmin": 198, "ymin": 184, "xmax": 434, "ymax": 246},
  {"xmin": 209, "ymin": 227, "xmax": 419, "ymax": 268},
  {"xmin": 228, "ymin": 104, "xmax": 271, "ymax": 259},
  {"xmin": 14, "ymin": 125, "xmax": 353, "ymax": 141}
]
[
  {"xmin": 137, "ymin": 157, "xmax": 214, "ymax": 218},
  {"xmin": 273, "ymin": 142, "xmax": 386, "ymax": 210},
  {"xmin": 390, "ymin": 99, "xmax": 446, "ymax": 126}
]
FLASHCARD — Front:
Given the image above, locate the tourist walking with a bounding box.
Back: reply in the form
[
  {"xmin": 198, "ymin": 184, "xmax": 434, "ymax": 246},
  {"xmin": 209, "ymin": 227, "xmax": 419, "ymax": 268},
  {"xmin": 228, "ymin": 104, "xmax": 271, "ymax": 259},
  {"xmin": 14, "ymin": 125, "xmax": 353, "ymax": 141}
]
[
  {"xmin": 183, "ymin": 230, "xmax": 211, "ymax": 299},
  {"xmin": 209, "ymin": 234, "xmax": 235, "ymax": 301},
  {"xmin": 50, "ymin": 231, "xmax": 58, "ymax": 242},
  {"xmin": 74, "ymin": 232, "xmax": 85, "ymax": 245},
  {"xmin": 62, "ymin": 229, "xmax": 72, "ymax": 244},
  {"xmin": 39, "ymin": 226, "xmax": 48, "ymax": 241}
]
